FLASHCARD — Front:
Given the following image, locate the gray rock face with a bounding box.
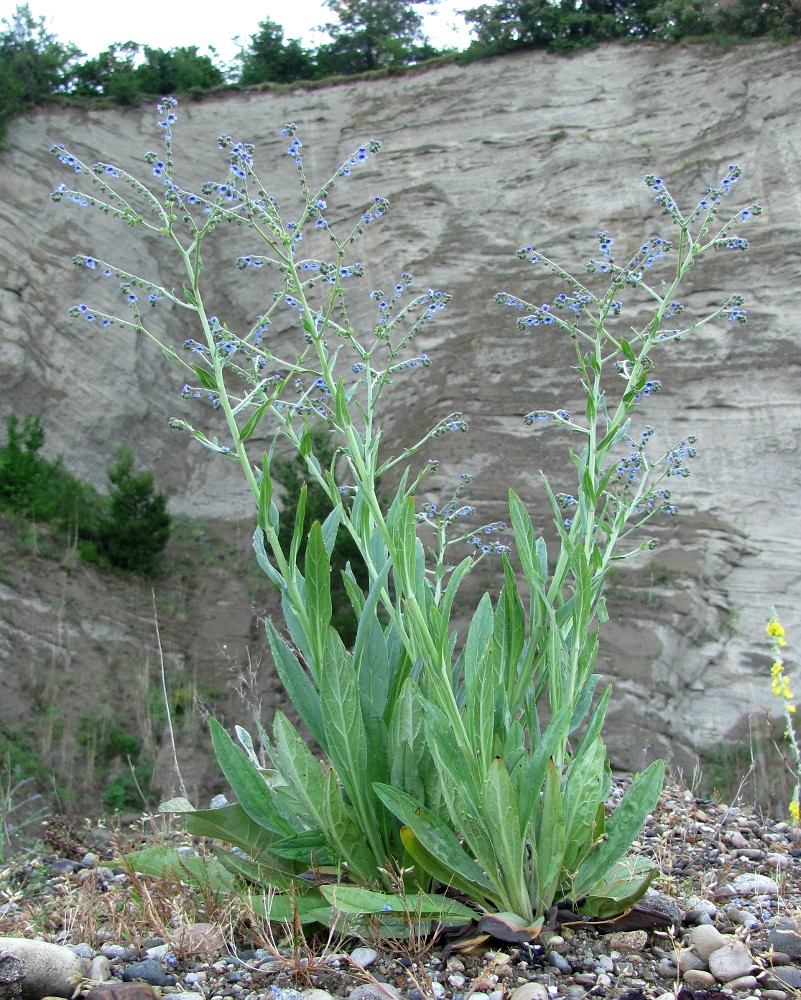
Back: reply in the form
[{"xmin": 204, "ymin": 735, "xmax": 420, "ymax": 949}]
[{"xmin": 2, "ymin": 42, "xmax": 801, "ymax": 772}]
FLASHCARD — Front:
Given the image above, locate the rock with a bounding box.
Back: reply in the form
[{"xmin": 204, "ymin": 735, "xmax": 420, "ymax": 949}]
[
  {"xmin": 708, "ymin": 941, "xmax": 754, "ymax": 982},
  {"xmin": 142, "ymin": 946, "xmax": 169, "ymax": 962},
  {"xmin": 349, "ymin": 986, "xmax": 401, "ymax": 1000},
  {"xmin": 120, "ymin": 960, "xmax": 175, "ymax": 987},
  {"xmin": 685, "ymin": 896, "xmax": 718, "ymax": 920},
  {"xmin": 84, "ymin": 986, "xmax": 160, "ymax": 1000},
  {"xmin": 608, "ymin": 930, "xmax": 648, "ymax": 954},
  {"xmin": 767, "ymin": 917, "xmax": 801, "ymax": 960},
  {"xmin": 770, "ymin": 967, "xmax": 801, "ymax": 991},
  {"xmin": 0, "ymin": 938, "xmax": 86, "ymax": 999},
  {"xmin": 169, "ymin": 923, "xmax": 226, "ymax": 958},
  {"xmin": 87, "ymin": 957, "xmax": 110, "ymax": 983},
  {"xmin": 727, "ymin": 831, "xmax": 749, "ymax": 849},
  {"xmin": 0, "ymin": 949, "xmax": 26, "ymax": 1000},
  {"xmin": 677, "ymin": 950, "xmax": 707, "ymax": 974},
  {"xmin": 730, "ymin": 873, "xmax": 779, "ymax": 897},
  {"xmin": 724, "ymin": 975, "xmax": 758, "ymax": 991},
  {"xmin": 299, "ymin": 991, "xmax": 335, "ymax": 1000},
  {"xmin": 683, "ymin": 970, "xmax": 716, "ymax": 987},
  {"xmin": 547, "ymin": 951, "xmax": 572, "ymax": 974},
  {"xmin": 348, "ymin": 948, "xmax": 378, "ymax": 968},
  {"xmin": 687, "ymin": 924, "xmax": 728, "ymax": 962},
  {"xmin": 98, "ymin": 947, "xmax": 126, "ymax": 961},
  {"xmin": 509, "ymin": 985, "xmax": 549, "ymax": 1000}
]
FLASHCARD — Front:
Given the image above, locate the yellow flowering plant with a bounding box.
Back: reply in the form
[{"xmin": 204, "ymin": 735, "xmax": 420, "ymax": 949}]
[{"xmin": 767, "ymin": 611, "xmax": 800, "ymax": 825}]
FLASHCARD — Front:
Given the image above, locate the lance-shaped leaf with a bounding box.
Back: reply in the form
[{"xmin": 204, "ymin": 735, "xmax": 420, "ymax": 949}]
[
  {"xmin": 209, "ymin": 718, "xmax": 296, "ymax": 838},
  {"xmin": 569, "ymin": 759, "xmax": 664, "ymax": 900},
  {"xmin": 265, "ymin": 620, "xmax": 323, "ymax": 745},
  {"xmin": 321, "ymin": 768, "xmax": 379, "ymax": 885},
  {"xmin": 375, "ymin": 783, "xmax": 496, "ymax": 902},
  {"xmin": 319, "ymin": 884, "xmax": 476, "ymax": 922}
]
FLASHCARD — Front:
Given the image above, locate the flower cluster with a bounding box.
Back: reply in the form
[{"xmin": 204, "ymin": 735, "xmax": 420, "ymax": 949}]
[{"xmin": 767, "ymin": 612, "xmax": 800, "ymax": 825}]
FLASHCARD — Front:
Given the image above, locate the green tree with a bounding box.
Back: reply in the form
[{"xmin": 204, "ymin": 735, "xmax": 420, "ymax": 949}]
[
  {"xmin": 0, "ymin": 413, "xmax": 48, "ymax": 515},
  {"xmin": 0, "ymin": 3, "xmax": 80, "ymax": 145},
  {"xmin": 98, "ymin": 446, "xmax": 171, "ymax": 575},
  {"xmin": 237, "ymin": 19, "xmax": 317, "ymax": 84},
  {"xmin": 316, "ymin": 0, "xmax": 439, "ymax": 74},
  {"xmin": 133, "ymin": 46, "xmax": 224, "ymax": 95},
  {"xmin": 70, "ymin": 42, "xmax": 141, "ymax": 104}
]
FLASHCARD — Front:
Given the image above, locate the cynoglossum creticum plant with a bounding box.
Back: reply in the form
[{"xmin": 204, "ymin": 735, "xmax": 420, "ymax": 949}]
[
  {"xmin": 767, "ymin": 610, "xmax": 800, "ymax": 826},
  {"xmin": 51, "ymin": 99, "xmax": 760, "ymax": 937}
]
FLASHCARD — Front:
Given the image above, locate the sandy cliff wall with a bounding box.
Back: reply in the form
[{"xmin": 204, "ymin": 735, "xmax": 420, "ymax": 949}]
[{"xmin": 1, "ymin": 41, "xmax": 800, "ymax": 773}]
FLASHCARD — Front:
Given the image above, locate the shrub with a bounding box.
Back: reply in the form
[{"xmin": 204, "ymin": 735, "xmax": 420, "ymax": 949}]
[{"xmin": 97, "ymin": 446, "xmax": 171, "ymax": 575}]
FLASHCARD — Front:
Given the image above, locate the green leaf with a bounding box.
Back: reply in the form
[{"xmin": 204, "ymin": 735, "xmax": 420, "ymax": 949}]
[
  {"xmin": 570, "ymin": 759, "xmax": 664, "ymax": 900},
  {"xmin": 562, "ymin": 736, "xmax": 606, "ymax": 873},
  {"xmin": 246, "ymin": 888, "xmax": 329, "ymax": 925},
  {"xmin": 321, "ymin": 768, "xmax": 378, "ymax": 884},
  {"xmin": 127, "ymin": 847, "xmax": 234, "ymax": 894},
  {"xmin": 306, "ymin": 521, "xmax": 333, "ymax": 645},
  {"xmin": 192, "ymin": 364, "xmax": 217, "ymax": 390},
  {"xmin": 184, "ymin": 803, "xmax": 278, "ymax": 857},
  {"xmin": 508, "ymin": 490, "xmax": 540, "ymax": 586},
  {"xmin": 463, "ymin": 593, "xmax": 494, "ymax": 701},
  {"xmin": 535, "ymin": 759, "xmax": 566, "ymax": 908},
  {"xmin": 319, "ymin": 884, "xmax": 476, "ymax": 921},
  {"xmin": 577, "ymin": 858, "xmax": 658, "ymax": 920},
  {"xmin": 239, "ymin": 399, "xmax": 272, "ymax": 443},
  {"xmin": 482, "ymin": 758, "xmax": 528, "ymax": 914},
  {"xmin": 375, "ymin": 783, "xmax": 495, "ymax": 900},
  {"xmin": 320, "ymin": 505, "xmax": 342, "ymax": 557},
  {"xmin": 517, "ymin": 704, "xmax": 571, "ymax": 826},
  {"xmin": 271, "ymin": 711, "xmax": 326, "ymax": 830},
  {"xmin": 265, "ymin": 620, "xmax": 324, "ymax": 745},
  {"xmin": 289, "ymin": 483, "xmax": 308, "ymax": 570},
  {"xmin": 209, "ymin": 718, "xmax": 296, "ymax": 838},
  {"xmin": 619, "ymin": 337, "xmax": 637, "ymax": 364}
]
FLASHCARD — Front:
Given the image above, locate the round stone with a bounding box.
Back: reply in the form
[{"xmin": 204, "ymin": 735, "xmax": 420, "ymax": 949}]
[
  {"xmin": 683, "ymin": 970, "xmax": 716, "ymax": 987},
  {"xmin": 688, "ymin": 924, "xmax": 728, "ymax": 962},
  {"xmin": 349, "ymin": 948, "xmax": 378, "ymax": 969},
  {"xmin": 708, "ymin": 941, "xmax": 754, "ymax": 982},
  {"xmin": 508, "ymin": 985, "xmax": 549, "ymax": 1000}
]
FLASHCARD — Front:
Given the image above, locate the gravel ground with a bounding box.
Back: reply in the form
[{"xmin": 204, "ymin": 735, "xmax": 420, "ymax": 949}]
[{"xmin": 2, "ymin": 780, "xmax": 801, "ymax": 1000}]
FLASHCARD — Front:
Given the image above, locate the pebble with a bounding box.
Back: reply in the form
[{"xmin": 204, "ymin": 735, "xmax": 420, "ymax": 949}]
[
  {"xmin": 99, "ymin": 946, "xmax": 126, "ymax": 960},
  {"xmin": 730, "ymin": 873, "xmax": 779, "ymax": 897},
  {"xmin": 120, "ymin": 960, "xmax": 175, "ymax": 987},
  {"xmin": 767, "ymin": 917, "xmax": 801, "ymax": 959},
  {"xmin": 143, "ymin": 945, "xmax": 170, "ymax": 961},
  {"xmin": 677, "ymin": 949, "xmax": 706, "ymax": 973},
  {"xmin": 683, "ymin": 970, "xmax": 716, "ymax": 986},
  {"xmin": 770, "ymin": 967, "xmax": 801, "ymax": 990},
  {"xmin": 607, "ymin": 930, "xmax": 648, "ymax": 954},
  {"xmin": 299, "ymin": 991, "xmax": 334, "ymax": 1000},
  {"xmin": 724, "ymin": 975, "xmax": 758, "ymax": 991},
  {"xmin": 508, "ymin": 985, "xmax": 549, "ymax": 1000},
  {"xmin": 687, "ymin": 923, "xmax": 727, "ymax": 961},
  {"xmin": 349, "ymin": 948, "xmax": 378, "ymax": 969},
  {"xmin": 547, "ymin": 952, "xmax": 571, "ymax": 974},
  {"xmin": 170, "ymin": 924, "xmax": 226, "ymax": 957},
  {"xmin": 707, "ymin": 941, "xmax": 754, "ymax": 982},
  {"xmin": 88, "ymin": 956, "xmax": 111, "ymax": 982},
  {"xmin": 349, "ymin": 985, "xmax": 401, "ymax": 1000},
  {"xmin": 84, "ymin": 985, "xmax": 160, "ymax": 1000}
]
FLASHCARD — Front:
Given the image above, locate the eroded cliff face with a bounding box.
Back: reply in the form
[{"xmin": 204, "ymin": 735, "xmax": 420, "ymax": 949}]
[{"xmin": 2, "ymin": 41, "xmax": 800, "ymax": 779}]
